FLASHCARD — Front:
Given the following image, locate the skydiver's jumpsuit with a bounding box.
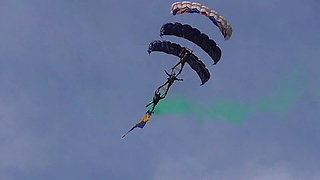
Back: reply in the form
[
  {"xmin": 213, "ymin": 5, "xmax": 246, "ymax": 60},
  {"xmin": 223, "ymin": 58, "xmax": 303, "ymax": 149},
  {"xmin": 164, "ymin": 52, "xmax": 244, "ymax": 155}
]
[
  {"xmin": 157, "ymin": 70, "xmax": 183, "ymax": 97},
  {"xmin": 145, "ymin": 90, "xmax": 165, "ymax": 113}
]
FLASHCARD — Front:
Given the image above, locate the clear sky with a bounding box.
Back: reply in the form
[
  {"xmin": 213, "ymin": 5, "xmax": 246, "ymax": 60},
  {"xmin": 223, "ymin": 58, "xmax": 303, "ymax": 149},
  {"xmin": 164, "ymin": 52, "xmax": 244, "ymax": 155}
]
[{"xmin": 0, "ymin": 0, "xmax": 319, "ymax": 180}]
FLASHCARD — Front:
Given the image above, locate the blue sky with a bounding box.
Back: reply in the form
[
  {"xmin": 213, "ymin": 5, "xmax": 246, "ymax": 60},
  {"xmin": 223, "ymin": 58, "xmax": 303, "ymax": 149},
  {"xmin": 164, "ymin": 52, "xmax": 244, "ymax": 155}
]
[{"xmin": 0, "ymin": 0, "xmax": 319, "ymax": 180}]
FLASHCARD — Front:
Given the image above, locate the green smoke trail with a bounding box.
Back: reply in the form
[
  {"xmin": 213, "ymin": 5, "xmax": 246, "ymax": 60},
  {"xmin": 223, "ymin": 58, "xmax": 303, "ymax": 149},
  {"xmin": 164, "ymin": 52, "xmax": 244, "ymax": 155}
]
[
  {"xmin": 152, "ymin": 95, "xmax": 251, "ymax": 124},
  {"xmin": 151, "ymin": 67, "xmax": 306, "ymax": 123}
]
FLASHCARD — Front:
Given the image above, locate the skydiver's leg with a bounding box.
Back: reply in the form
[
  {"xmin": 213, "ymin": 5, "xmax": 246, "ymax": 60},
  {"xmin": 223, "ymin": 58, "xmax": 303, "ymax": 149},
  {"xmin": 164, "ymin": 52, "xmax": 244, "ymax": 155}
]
[
  {"xmin": 164, "ymin": 89, "xmax": 169, "ymax": 97},
  {"xmin": 164, "ymin": 88, "xmax": 172, "ymax": 97},
  {"xmin": 146, "ymin": 101, "xmax": 153, "ymax": 108},
  {"xmin": 171, "ymin": 61, "xmax": 182, "ymax": 71},
  {"xmin": 157, "ymin": 81, "xmax": 169, "ymax": 91},
  {"xmin": 177, "ymin": 63, "xmax": 185, "ymax": 75},
  {"xmin": 151, "ymin": 104, "xmax": 156, "ymax": 113},
  {"xmin": 163, "ymin": 82, "xmax": 173, "ymax": 97}
]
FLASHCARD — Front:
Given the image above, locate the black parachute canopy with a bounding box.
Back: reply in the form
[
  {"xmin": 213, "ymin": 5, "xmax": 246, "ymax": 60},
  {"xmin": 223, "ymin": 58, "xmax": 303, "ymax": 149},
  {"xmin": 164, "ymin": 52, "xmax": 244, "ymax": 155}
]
[
  {"xmin": 148, "ymin": 40, "xmax": 210, "ymax": 85},
  {"xmin": 160, "ymin": 22, "xmax": 222, "ymax": 65}
]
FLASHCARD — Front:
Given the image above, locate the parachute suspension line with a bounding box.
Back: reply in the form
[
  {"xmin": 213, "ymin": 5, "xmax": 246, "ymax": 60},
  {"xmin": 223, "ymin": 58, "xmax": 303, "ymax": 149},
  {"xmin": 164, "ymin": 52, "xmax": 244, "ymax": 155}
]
[
  {"xmin": 181, "ymin": 13, "xmax": 188, "ymax": 46},
  {"xmin": 200, "ymin": 18, "xmax": 208, "ymax": 34},
  {"xmin": 167, "ymin": 15, "xmax": 183, "ymax": 75},
  {"xmin": 190, "ymin": 17, "xmax": 208, "ymax": 53},
  {"xmin": 180, "ymin": 13, "xmax": 189, "ymax": 48},
  {"xmin": 182, "ymin": 12, "xmax": 200, "ymax": 48},
  {"xmin": 175, "ymin": 14, "xmax": 200, "ymax": 84},
  {"xmin": 169, "ymin": 13, "xmax": 186, "ymax": 75},
  {"xmin": 173, "ymin": 12, "xmax": 201, "ymax": 80},
  {"xmin": 188, "ymin": 13, "xmax": 201, "ymax": 55}
]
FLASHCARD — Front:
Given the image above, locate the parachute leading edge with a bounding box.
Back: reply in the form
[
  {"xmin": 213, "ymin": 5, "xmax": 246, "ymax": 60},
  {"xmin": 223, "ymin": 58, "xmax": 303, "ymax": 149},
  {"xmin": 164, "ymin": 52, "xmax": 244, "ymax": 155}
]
[{"xmin": 170, "ymin": 1, "xmax": 233, "ymax": 40}]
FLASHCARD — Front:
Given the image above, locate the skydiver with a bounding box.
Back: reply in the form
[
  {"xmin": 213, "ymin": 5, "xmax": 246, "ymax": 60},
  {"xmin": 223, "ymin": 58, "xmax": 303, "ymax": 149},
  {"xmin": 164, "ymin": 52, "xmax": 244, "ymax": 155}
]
[
  {"xmin": 157, "ymin": 70, "xmax": 183, "ymax": 97},
  {"xmin": 145, "ymin": 89, "xmax": 165, "ymax": 113}
]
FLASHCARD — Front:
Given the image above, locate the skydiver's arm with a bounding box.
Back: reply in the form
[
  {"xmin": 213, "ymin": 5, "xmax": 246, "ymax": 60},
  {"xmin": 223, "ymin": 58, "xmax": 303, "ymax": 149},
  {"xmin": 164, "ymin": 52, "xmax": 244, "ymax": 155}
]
[
  {"xmin": 164, "ymin": 70, "xmax": 170, "ymax": 76},
  {"xmin": 173, "ymin": 76, "xmax": 183, "ymax": 81}
]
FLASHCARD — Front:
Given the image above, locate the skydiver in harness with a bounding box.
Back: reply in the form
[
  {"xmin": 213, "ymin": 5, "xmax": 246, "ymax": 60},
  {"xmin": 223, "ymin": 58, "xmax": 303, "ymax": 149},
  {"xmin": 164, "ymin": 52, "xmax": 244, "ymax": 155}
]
[
  {"xmin": 171, "ymin": 47, "xmax": 193, "ymax": 75},
  {"xmin": 145, "ymin": 89, "xmax": 165, "ymax": 114},
  {"xmin": 157, "ymin": 70, "xmax": 183, "ymax": 97}
]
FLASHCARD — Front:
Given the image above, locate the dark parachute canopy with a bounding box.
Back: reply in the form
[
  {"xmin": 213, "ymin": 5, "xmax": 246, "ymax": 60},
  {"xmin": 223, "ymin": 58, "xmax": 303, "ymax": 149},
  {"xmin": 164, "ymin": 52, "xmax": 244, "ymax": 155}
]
[
  {"xmin": 148, "ymin": 40, "xmax": 210, "ymax": 85},
  {"xmin": 187, "ymin": 53, "xmax": 210, "ymax": 85},
  {"xmin": 160, "ymin": 22, "xmax": 222, "ymax": 65}
]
